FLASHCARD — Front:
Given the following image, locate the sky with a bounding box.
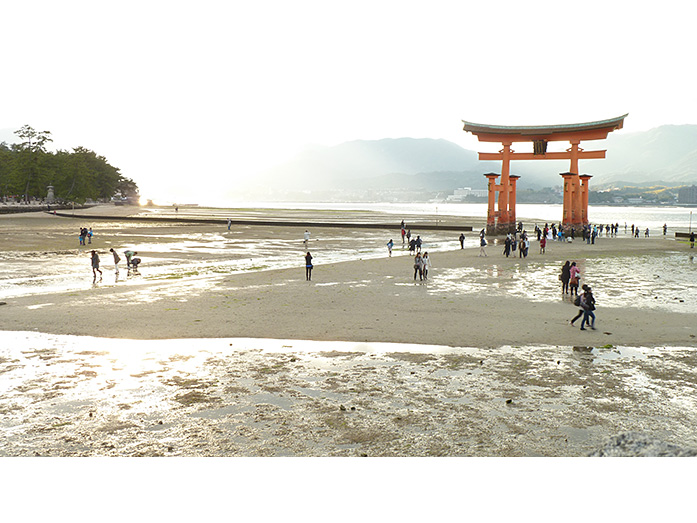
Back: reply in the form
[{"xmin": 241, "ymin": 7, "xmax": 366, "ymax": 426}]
[{"xmin": 1, "ymin": 0, "xmax": 695, "ymax": 205}]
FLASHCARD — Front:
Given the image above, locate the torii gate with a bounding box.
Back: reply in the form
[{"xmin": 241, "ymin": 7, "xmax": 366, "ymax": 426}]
[{"xmin": 462, "ymin": 114, "xmax": 627, "ymax": 234}]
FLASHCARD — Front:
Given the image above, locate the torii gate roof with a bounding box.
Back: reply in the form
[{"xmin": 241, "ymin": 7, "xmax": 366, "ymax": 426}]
[{"xmin": 462, "ymin": 114, "xmax": 628, "ymax": 142}]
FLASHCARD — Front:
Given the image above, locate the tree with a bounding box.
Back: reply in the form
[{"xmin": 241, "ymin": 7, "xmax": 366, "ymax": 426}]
[
  {"xmin": 0, "ymin": 125, "xmax": 139, "ymax": 204},
  {"xmin": 13, "ymin": 125, "xmax": 53, "ymax": 201},
  {"xmin": 0, "ymin": 142, "xmax": 14, "ymax": 198}
]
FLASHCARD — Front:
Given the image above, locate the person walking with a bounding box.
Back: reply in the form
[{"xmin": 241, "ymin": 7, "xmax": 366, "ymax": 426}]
[
  {"xmin": 422, "ymin": 252, "xmax": 432, "ymax": 280},
  {"xmin": 570, "ymin": 285, "xmax": 588, "ymax": 328},
  {"xmin": 415, "ymin": 235, "xmax": 422, "ymax": 253},
  {"xmin": 503, "ymin": 234, "xmax": 512, "ymax": 257},
  {"xmin": 569, "ymin": 262, "xmax": 580, "ymax": 296},
  {"xmin": 303, "ymin": 230, "xmax": 310, "ymax": 248},
  {"xmin": 560, "ymin": 261, "xmax": 571, "ymax": 294},
  {"xmin": 479, "ymin": 236, "xmax": 488, "ymax": 256},
  {"xmin": 387, "ymin": 239, "xmax": 394, "ymax": 257},
  {"xmin": 413, "ymin": 252, "xmax": 424, "ymax": 281},
  {"xmin": 91, "ymin": 250, "xmax": 102, "ymax": 282},
  {"xmin": 523, "ymin": 236, "xmax": 530, "ymax": 258},
  {"xmin": 305, "ymin": 251, "xmax": 313, "ymax": 281},
  {"xmin": 110, "ymin": 248, "xmax": 121, "ymax": 274},
  {"xmin": 579, "ymin": 285, "xmax": 596, "ymax": 330}
]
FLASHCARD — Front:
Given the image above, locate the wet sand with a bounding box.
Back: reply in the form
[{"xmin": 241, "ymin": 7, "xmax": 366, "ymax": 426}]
[
  {"xmin": 1, "ymin": 206, "xmax": 696, "ymax": 348},
  {"xmin": 2, "ymin": 205, "xmax": 697, "ymax": 458},
  {"xmin": 3, "ymin": 332, "xmax": 697, "ymax": 457}
]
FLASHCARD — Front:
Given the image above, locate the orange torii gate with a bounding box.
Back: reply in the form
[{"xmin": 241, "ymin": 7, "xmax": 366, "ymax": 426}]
[{"xmin": 462, "ymin": 114, "xmax": 627, "ymax": 234}]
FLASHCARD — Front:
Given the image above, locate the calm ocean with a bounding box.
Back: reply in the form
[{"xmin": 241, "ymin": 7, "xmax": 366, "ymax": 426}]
[{"xmin": 208, "ymin": 201, "xmax": 697, "ymax": 233}]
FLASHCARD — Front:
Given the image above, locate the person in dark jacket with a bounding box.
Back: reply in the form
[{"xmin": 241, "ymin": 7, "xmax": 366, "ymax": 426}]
[
  {"xmin": 579, "ymin": 286, "xmax": 596, "ymax": 330},
  {"xmin": 305, "ymin": 252, "xmax": 313, "ymax": 281},
  {"xmin": 560, "ymin": 261, "xmax": 571, "ymax": 294}
]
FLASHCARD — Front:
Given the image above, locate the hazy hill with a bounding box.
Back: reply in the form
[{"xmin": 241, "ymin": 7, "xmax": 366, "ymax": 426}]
[
  {"xmin": 253, "ymin": 138, "xmax": 496, "ymax": 190},
  {"xmin": 584, "ymin": 125, "xmax": 697, "ymax": 186},
  {"xmin": 243, "ymin": 125, "xmax": 697, "ymax": 199}
]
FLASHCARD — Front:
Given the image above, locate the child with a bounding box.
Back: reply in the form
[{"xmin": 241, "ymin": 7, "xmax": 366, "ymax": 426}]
[{"xmin": 110, "ymin": 248, "xmax": 121, "ymax": 274}]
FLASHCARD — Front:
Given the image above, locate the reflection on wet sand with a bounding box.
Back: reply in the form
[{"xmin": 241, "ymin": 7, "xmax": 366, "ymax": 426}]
[
  {"xmin": 1, "ymin": 332, "xmax": 696, "ymax": 457},
  {"xmin": 430, "ymin": 251, "xmax": 696, "ymax": 313},
  {"xmin": 0, "ymin": 222, "xmax": 468, "ymax": 300}
]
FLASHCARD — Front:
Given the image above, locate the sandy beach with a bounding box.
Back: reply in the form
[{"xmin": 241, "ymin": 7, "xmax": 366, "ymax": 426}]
[
  {"xmin": 1, "ymin": 205, "xmax": 697, "ymax": 457},
  {"xmin": 2, "ymin": 205, "xmax": 695, "ymax": 347}
]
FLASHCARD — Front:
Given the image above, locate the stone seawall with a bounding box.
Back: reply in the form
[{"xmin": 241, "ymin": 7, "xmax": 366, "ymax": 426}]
[{"xmin": 50, "ymin": 210, "xmax": 474, "ymax": 232}]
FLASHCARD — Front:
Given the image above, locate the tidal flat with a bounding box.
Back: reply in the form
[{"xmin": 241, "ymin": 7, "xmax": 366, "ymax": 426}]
[
  {"xmin": 2, "ymin": 333, "xmax": 696, "ymax": 457},
  {"xmin": 1, "ymin": 206, "xmax": 697, "ymax": 456}
]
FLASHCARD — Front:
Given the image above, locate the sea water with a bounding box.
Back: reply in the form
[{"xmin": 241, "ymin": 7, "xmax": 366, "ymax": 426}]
[{"xmin": 169, "ymin": 201, "xmax": 697, "ymax": 233}]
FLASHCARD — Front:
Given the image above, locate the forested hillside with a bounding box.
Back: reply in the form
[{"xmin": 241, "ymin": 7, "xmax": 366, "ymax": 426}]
[{"xmin": 0, "ymin": 125, "xmax": 138, "ymax": 203}]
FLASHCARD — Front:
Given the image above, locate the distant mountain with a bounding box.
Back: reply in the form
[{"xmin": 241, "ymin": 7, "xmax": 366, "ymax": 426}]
[
  {"xmin": 237, "ymin": 126, "xmax": 697, "ymax": 200},
  {"xmin": 583, "ymin": 125, "xmax": 697, "ymax": 186},
  {"xmin": 253, "ymin": 138, "xmax": 492, "ymax": 189},
  {"xmin": 242, "ymin": 126, "xmax": 697, "ymax": 200}
]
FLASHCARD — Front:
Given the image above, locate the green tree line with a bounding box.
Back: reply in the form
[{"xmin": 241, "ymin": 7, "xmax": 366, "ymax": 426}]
[{"xmin": 0, "ymin": 125, "xmax": 138, "ymax": 204}]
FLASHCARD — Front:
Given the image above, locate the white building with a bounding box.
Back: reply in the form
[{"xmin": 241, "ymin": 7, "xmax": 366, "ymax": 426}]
[{"xmin": 447, "ymin": 187, "xmax": 488, "ymax": 201}]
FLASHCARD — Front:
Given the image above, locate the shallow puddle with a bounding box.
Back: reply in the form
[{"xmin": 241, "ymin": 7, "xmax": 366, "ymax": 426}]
[
  {"xmin": 428, "ymin": 252, "xmax": 697, "ymax": 313},
  {"xmin": 0, "ymin": 226, "xmax": 466, "ymax": 300}
]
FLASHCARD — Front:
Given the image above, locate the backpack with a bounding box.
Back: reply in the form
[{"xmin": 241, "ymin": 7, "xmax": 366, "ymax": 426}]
[{"xmin": 574, "ymin": 295, "xmax": 581, "ymax": 307}]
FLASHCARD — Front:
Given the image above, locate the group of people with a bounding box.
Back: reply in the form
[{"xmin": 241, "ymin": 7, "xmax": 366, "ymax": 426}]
[
  {"xmin": 502, "ymin": 231, "xmax": 530, "ymax": 258},
  {"xmin": 408, "ymin": 235, "xmax": 423, "ymax": 254},
  {"xmin": 560, "ymin": 260, "xmax": 596, "ymax": 330},
  {"xmin": 89, "ymin": 248, "xmax": 141, "ymax": 283},
  {"xmin": 79, "ymin": 227, "xmax": 93, "ymax": 245},
  {"xmin": 395, "ymin": 226, "xmax": 433, "ymax": 280},
  {"xmin": 302, "ymin": 221, "xmax": 606, "ymax": 330},
  {"xmin": 412, "ymin": 252, "xmax": 432, "ymax": 281},
  {"xmin": 560, "ymin": 260, "xmax": 581, "ymax": 295},
  {"xmin": 535, "ymin": 223, "xmax": 568, "ymax": 242}
]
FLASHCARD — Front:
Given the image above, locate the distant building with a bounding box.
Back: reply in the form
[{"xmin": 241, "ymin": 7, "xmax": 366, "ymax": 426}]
[
  {"xmin": 447, "ymin": 187, "xmax": 488, "ymax": 201},
  {"xmin": 678, "ymin": 185, "xmax": 697, "ymax": 204}
]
